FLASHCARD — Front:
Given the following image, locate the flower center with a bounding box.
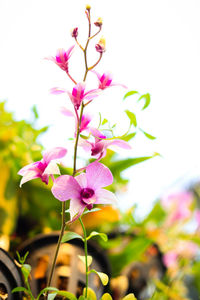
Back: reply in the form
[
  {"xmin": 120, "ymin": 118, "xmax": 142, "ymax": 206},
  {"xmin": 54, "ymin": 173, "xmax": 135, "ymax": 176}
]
[{"xmin": 81, "ymin": 188, "xmax": 94, "ymax": 199}]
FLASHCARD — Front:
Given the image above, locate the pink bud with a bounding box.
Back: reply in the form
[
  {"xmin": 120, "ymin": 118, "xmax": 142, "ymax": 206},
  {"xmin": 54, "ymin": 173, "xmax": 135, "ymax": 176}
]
[{"xmin": 71, "ymin": 27, "xmax": 78, "ymax": 38}]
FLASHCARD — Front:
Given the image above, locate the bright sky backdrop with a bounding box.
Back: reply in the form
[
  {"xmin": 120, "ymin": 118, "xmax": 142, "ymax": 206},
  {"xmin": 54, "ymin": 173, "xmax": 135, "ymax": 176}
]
[{"xmin": 1, "ymin": 0, "xmax": 200, "ymax": 216}]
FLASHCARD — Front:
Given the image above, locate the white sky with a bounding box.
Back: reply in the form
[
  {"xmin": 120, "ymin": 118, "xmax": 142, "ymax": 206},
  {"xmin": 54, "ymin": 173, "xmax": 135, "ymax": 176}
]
[{"xmin": 1, "ymin": 0, "xmax": 200, "ymax": 216}]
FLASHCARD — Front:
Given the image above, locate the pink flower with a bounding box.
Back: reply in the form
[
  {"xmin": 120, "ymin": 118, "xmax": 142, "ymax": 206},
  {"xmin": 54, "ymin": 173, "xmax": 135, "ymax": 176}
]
[
  {"xmin": 51, "ymin": 82, "xmax": 100, "ymax": 110},
  {"xmin": 61, "ymin": 107, "xmax": 92, "ymax": 134},
  {"xmin": 80, "ymin": 128, "xmax": 131, "ymax": 160},
  {"xmin": 163, "ymin": 251, "xmax": 178, "ymax": 268},
  {"xmin": 18, "ymin": 147, "xmax": 67, "ymax": 187},
  {"xmin": 52, "ymin": 162, "xmax": 117, "ymax": 221},
  {"xmin": 47, "ymin": 45, "xmax": 74, "ymax": 73},
  {"xmin": 162, "ymin": 192, "xmax": 193, "ymax": 223},
  {"xmin": 93, "ymin": 71, "xmax": 127, "ymax": 90}
]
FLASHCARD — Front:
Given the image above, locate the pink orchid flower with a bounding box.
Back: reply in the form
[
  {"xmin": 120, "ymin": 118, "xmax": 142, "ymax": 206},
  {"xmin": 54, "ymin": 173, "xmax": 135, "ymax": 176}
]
[
  {"xmin": 61, "ymin": 107, "xmax": 92, "ymax": 134},
  {"xmin": 47, "ymin": 45, "xmax": 75, "ymax": 73},
  {"xmin": 93, "ymin": 71, "xmax": 127, "ymax": 90},
  {"xmin": 80, "ymin": 128, "xmax": 131, "ymax": 161},
  {"xmin": 162, "ymin": 192, "xmax": 193, "ymax": 224},
  {"xmin": 18, "ymin": 147, "xmax": 67, "ymax": 187},
  {"xmin": 163, "ymin": 251, "xmax": 178, "ymax": 268},
  {"xmin": 51, "ymin": 82, "xmax": 100, "ymax": 110},
  {"xmin": 52, "ymin": 162, "xmax": 117, "ymax": 222}
]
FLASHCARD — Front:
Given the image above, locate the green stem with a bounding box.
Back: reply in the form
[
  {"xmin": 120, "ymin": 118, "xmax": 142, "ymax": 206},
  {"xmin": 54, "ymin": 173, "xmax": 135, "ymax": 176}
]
[
  {"xmin": 46, "ymin": 202, "xmax": 66, "ymax": 293},
  {"xmin": 79, "ymin": 217, "xmax": 89, "ymax": 298}
]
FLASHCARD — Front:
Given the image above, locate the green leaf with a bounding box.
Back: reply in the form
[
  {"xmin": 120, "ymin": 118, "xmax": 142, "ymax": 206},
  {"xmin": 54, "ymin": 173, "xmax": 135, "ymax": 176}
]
[
  {"xmin": 101, "ymin": 293, "xmax": 113, "ymax": 300},
  {"xmin": 102, "ymin": 118, "xmax": 108, "ymax": 125},
  {"xmin": 82, "ymin": 208, "xmax": 101, "ymax": 215},
  {"xmin": 78, "ymin": 255, "xmax": 93, "ymax": 267},
  {"xmin": 21, "ymin": 264, "xmax": 31, "ymax": 282},
  {"xmin": 55, "ymin": 291, "xmax": 77, "ymax": 299},
  {"xmin": 32, "ymin": 105, "xmax": 39, "ymax": 119},
  {"xmin": 110, "ymin": 237, "xmax": 151, "ymax": 276},
  {"xmin": 87, "ymin": 231, "xmax": 108, "ymax": 242},
  {"xmin": 140, "ymin": 128, "xmax": 156, "ymax": 140},
  {"xmin": 80, "ymin": 134, "xmax": 89, "ymax": 140},
  {"xmin": 89, "ymin": 270, "xmax": 109, "ymax": 286},
  {"xmin": 12, "ymin": 287, "xmax": 29, "ymax": 293},
  {"xmin": 36, "ymin": 287, "xmax": 58, "ymax": 300},
  {"xmin": 122, "ymin": 294, "xmax": 137, "ymax": 300},
  {"xmin": 123, "ymin": 91, "xmax": 138, "ymax": 100},
  {"xmin": 125, "ymin": 110, "xmax": 137, "ymax": 127},
  {"xmin": 121, "ymin": 132, "xmax": 137, "ymax": 141},
  {"xmin": 83, "ymin": 287, "xmax": 97, "ymax": 300},
  {"xmin": 48, "ymin": 294, "xmax": 57, "ymax": 300},
  {"xmin": 61, "ymin": 232, "xmax": 83, "ymax": 243},
  {"xmin": 138, "ymin": 93, "xmax": 151, "ymax": 110},
  {"xmin": 78, "ymin": 296, "xmax": 86, "ymax": 300}
]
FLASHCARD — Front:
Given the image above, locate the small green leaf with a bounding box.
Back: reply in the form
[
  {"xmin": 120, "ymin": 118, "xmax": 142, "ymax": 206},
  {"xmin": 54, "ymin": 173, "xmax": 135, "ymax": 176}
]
[
  {"xmin": 123, "ymin": 91, "xmax": 138, "ymax": 100},
  {"xmin": 90, "ymin": 270, "xmax": 109, "ymax": 286},
  {"xmin": 125, "ymin": 110, "xmax": 137, "ymax": 127},
  {"xmin": 61, "ymin": 232, "xmax": 83, "ymax": 243},
  {"xmin": 32, "ymin": 105, "xmax": 39, "ymax": 119},
  {"xmin": 47, "ymin": 294, "xmax": 57, "ymax": 300},
  {"xmin": 83, "ymin": 287, "xmax": 97, "ymax": 300},
  {"xmin": 80, "ymin": 134, "xmax": 89, "ymax": 140},
  {"xmin": 102, "ymin": 118, "xmax": 108, "ymax": 125},
  {"xmin": 78, "ymin": 255, "xmax": 93, "ymax": 267},
  {"xmin": 138, "ymin": 93, "xmax": 151, "ymax": 110},
  {"xmin": 140, "ymin": 128, "xmax": 156, "ymax": 140},
  {"xmin": 78, "ymin": 296, "xmax": 86, "ymax": 300},
  {"xmin": 82, "ymin": 208, "xmax": 101, "ymax": 215},
  {"xmin": 121, "ymin": 132, "xmax": 137, "ymax": 141},
  {"xmin": 87, "ymin": 231, "xmax": 108, "ymax": 242},
  {"xmin": 101, "ymin": 293, "xmax": 113, "ymax": 300},
  {"xmin": 122, "ymin": 294, "xmax": 137, "ymax": 300},
  {"xmin": 21, "ymin": 264, "xmax": 31, "ymax": 282},
  {"xmin": 36, "ymin": 287, "xmax": 58, "ymax": 300},
  {"xmin": 55, "ymin": 291, "xmax": 77, "ymax": 299},
  {"xmin": 12, "ymin": 287, "xmax": 29, "ymax": 293}
]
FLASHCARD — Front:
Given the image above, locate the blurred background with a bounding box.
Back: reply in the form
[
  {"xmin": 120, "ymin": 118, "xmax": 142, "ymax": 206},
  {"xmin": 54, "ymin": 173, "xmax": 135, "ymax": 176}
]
[{"xmin": 1, "ymin": 0, "xmax": 200, "ymax": 299}]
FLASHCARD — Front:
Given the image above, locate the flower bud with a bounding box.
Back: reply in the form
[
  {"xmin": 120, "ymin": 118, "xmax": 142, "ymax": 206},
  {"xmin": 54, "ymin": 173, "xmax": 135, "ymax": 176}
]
[
  {"xmin": 94, "ymin": 17, "xmax": 103, "ymax": 28},
  {"xmin": 86, "ymin": 4, "xmax": 91, "ymax": 11},
  {"xmin": 71, "ymin": 27, "xmax": 78, "ymax": 38},
  {"xmin": 95, "ymin": 37, "xmax": 106, "ymax": 53}
]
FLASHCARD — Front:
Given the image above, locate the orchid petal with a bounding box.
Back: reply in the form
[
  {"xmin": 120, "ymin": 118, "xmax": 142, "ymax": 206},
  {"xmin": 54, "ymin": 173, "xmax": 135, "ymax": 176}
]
[
  {"xmin": 79, "ymin": 138, "xmax": 92, "ymax": 152},
  {"xmin": 60, "ymin": 107, "xmax": 74, "ymax": 117},
  {"xmin": 50, "ymin": 87, "xmax": 67, "ymax": 95},
  {"xmin": 75, "ymin": 173, "xmax": 87, "ymax": 188},
  {"xmin": 69, "ymin": 199, "xmax": 85, "ymax": 221},
  {"xmin": 86, "ymin": 162, "xmax": 113, "ymax": 190},
  {"xmin": 19, "ymin": 170, "xmax": 40, "ymax": 187},
  {"xmin": 105, "ymin": 139, "xmax": 131, "ymax": 150},
  {"xmin": 43, "ymin": 147, "xmax": 67, "ymax": 164},
  {"xmin": 18, "ymin": 161, "xmax": 41, "ymax": 175},
  {"xmin": 52, "ymin": 175, "xmax": 81, "ymax": 201},
  {"xmin": 43, "ymin": 161, "xmax": 60, "ymax": 175},
  {"xmin": 95, "ymin": 188, "xmax": 117, "ymax": 205}
]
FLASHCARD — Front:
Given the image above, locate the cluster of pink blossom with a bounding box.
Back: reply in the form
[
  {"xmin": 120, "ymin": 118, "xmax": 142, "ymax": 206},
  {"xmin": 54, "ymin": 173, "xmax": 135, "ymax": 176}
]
[{"xmin": 18, "ymin": 6, "xmax": 131, "ymax": 223}]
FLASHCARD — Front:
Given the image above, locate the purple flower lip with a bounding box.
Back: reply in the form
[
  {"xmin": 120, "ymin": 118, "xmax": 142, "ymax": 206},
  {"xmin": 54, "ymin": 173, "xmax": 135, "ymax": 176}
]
[{"xmin": 81, "ymin": 188, "xmax": 94, "ymax": 200}]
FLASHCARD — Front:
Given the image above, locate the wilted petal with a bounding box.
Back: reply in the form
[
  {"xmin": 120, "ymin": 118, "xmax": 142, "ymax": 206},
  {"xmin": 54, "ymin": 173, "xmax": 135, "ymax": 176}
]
[
  {"xmin": 95, "ymin": 188, "xmax": 117, "ymax": 205},
  {"xmin": 20, "ymin": 170, "xmax": 40, "ymax": 187},
  {"xmin": 86, "ymin": 162, "xmax": 113, "ymax": 190},
  {"xmin": 43, "ymin": 161, "xmax": 60, "ymax": 175},
  {"xmin": 52, "ymin": 175, "xmax": 81, "ymax": 201},
  {"xmin": 43, "ymin": 147, "xmax": 67, "ymax": 164}
]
